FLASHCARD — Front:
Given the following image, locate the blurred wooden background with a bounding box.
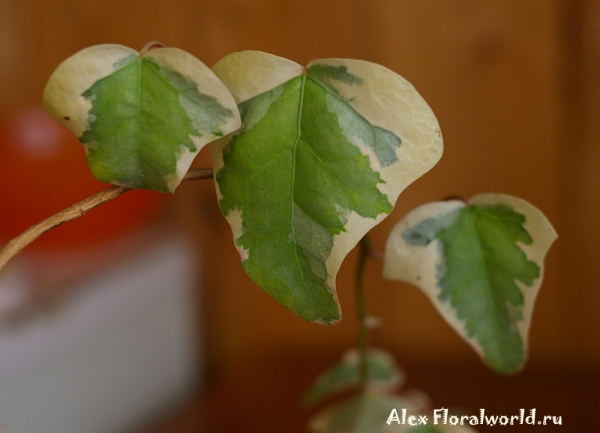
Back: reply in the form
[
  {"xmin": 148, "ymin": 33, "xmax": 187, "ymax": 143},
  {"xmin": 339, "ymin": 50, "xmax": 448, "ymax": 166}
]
[{"xmin": 0, "ymin": 0, "xmax": 598, "ymax": 390}]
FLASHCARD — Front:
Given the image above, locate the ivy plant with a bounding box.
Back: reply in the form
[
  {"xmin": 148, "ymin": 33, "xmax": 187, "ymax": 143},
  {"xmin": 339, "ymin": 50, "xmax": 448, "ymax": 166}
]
[{"xmin": 0, "ymin": 42, "xmax": 557, "ymax": 433}]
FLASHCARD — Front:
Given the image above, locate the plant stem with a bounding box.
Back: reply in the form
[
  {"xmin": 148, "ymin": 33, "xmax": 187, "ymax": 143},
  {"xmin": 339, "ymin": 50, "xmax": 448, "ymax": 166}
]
[
  {"xmin": 183, "ymin": 167, "xmax": 213, "ymax": 181},
  {"xmin": 0, "ymin": 168, "xmax": 213, "ymax": 275},
  {"xmin": 140, "ymin": 40, "xmax": 166, "ymax": 54},
  {"xmin": 355, "ymin": 234, "xmax": 370, "ymax": 393}
]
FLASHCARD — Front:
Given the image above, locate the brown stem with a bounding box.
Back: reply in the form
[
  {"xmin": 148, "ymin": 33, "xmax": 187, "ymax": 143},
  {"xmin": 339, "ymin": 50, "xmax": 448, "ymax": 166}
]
[
  {"xmin": 366, "ymin": 248, "xmax": 384, "ymax": 261},
  {"xmin": 442, "ymin": 194, "xmax": 468, "ymax": 203},
  {"xmin": 355, "ymin": 235, "xmax": 370, "ymax": 393},
  {"xmin": 0, "ymin": 168, "xmax": 213, "ymax": 275},
  {"xmin": 140, "ymin": 40, "xmax": 166, "ymax": 54},
  {"xmin": 359, "ymin": 237, "xmax": 384, "ymax": 262},
  {"xmin": 184, "ymin": 167, "xmax": 213, "ymax": 181}
]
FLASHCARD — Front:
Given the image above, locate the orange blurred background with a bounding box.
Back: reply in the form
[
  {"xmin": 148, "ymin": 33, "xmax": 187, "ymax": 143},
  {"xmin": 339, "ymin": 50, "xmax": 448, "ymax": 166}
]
[{"xmin": 0, "ymin": 0, "xmax": 598, "ymax": 430}]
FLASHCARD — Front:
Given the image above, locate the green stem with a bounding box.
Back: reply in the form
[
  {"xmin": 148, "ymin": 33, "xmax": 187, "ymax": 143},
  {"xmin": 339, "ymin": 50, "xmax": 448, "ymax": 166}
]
[{"xmin": 355, "ymin": 234, "xmax": 370, "ymax": 393}]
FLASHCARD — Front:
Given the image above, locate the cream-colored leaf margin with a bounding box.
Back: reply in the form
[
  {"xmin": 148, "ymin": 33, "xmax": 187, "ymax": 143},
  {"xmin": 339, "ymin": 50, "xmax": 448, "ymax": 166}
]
[
  {"xmin": 383, "ymin": 193, "xmax": 557, "ymax": 362},
  {"xmin": 341, "ymin": 348, "xmax": 405, "ymax": 391},
  {"xmin": 211, "ymin": 51, "xmax": 443, "ymax": 292},
  {"xmin": 211, "ymin": 50, "xmax": 304, "ymax": 105},
  {"xmin": 145, "ymin": 47, "xmax": 241, "ymax": 147},
  {"xmin": 309, "ymin": 399, "xmax": 478, "ymax": 433},
  {"xmin": 43, "ymin": 44, "xmax": 137, "ymax": 138},
  {"xmin": 43, "ymin": 44, "xmax": 241, "ymax": 191},
  {"xmin": 311, "ymin": 348, "xmax": 405, "ymax": 397},
  {"xmin": 307, "ymin": 394, "xmax": 426, "ymax": 433}
]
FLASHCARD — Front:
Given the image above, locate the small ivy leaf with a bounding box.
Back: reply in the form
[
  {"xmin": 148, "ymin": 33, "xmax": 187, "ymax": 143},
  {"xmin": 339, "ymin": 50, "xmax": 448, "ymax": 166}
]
[
  {"xmin": 303, "ymin": 348, "xmax": 405, "ymax": 406},
  {"xmin": 211, "ymin": 51, "xmax": 443, "ymax": 324},
  {"xmin": 383, "ymin": 194, "xmax": 557, "ymax": 374},
  {"xmin": 43, "ymin": 44, "xmax": 240, "ymax": 193},
  {"xmin": 308, "ymin": 393, "xmax": 423, "ymax": 433},
  {"xmin": 309, "ymin": 389, "xmax": 478, "ymax": 433}
]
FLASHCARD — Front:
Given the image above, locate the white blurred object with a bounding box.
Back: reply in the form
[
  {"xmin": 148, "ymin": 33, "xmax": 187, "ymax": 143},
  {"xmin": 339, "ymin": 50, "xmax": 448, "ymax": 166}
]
[
  {"xmin": 0, "ymin": 234, "xmax": 201, "ymax": 433},
  {"xmin": 0, "ymin": 265, "xmax": 29, "ymax": 314}
]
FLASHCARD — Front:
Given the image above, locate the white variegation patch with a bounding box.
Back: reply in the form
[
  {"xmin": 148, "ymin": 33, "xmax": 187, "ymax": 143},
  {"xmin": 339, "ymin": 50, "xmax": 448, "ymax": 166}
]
[
  {"xmin": 164, "ymin": 144, "xmax": 196, "ymax": 193},
  {"xmin": 226, "ymin": 208, "xmax": 249, "ymax": 261},
  {"xmin": 145, "ymin": 48, "xmax": 241, "ymax": 142},
  {"xmin": 43, "ymin": 44, "xmax": 137, "ymax": 137},
  {"xmin": 227, "ymin": 207, "xmax": 246, "ymax": 240},
  {"xmin": 355, "ymin": 138, "xmax": 382, "ymax": 172},
  {"xmin": 308, "ymin": 58, "xmax": 443, "ymax": 204},
  {"xmin": 209, "ymin": 135, "xmax": 231, "ymax": 202},
  {"xmin": 212, "ymin": 51, "xmax": 304, "ymax": 104},
  {"xmin": 382, "ymin": 200, "xmax": 483, "ymax": 354},
  {"xmin": 383, "ymin": 200, "xmax": 462, "ymax": 289}
]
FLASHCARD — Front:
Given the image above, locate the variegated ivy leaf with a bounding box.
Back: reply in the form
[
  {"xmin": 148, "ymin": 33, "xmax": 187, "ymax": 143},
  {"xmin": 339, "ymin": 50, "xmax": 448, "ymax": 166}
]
[
  {"xmin": 43, "ymin": 44, "xmax": 240, "ymax": 193},
  {"xmin": 211, "ymin": 51, "xmax": 443, "ymax": 324},
  {"xmin": 309, "ymin": 385, "xmax": 478, "ymax": 433},
  {"xmin": 383, "ymin": 194, "xmax": 557, "ymax": 374},
  {"xmin": 308, "ymin": 393, "xmax": 424, "ymax": 433},
  {"xmin": 303, "ymin": 348, "xmax": 404, "ymax": 406},
  {"xmin": 310, "ymin": 393, "xmax": 478, "ymax": 433}
]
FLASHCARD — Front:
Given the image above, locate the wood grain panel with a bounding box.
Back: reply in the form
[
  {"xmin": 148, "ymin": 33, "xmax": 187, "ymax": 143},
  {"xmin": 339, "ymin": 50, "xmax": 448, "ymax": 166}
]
[
  {"xmin": 361, "ymin": 0, "xmax": 565, "ymax": 367},
  {"xmin": 0, "ymin": 0, "xmax": 44, "ymax": 111},
  {"xmin": 0, "ymin": 0, "xmax": 595, "ymax": 378},
  {"xmin": 556, "ymin": 0, "xmax": 600, "ymax": 368}
]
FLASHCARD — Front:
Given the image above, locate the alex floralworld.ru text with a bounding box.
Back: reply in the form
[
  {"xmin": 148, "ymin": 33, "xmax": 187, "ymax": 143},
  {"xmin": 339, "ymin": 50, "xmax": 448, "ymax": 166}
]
[{"xmin": 387, "ymin": 408, "xmax": 562, "ymax": 426}]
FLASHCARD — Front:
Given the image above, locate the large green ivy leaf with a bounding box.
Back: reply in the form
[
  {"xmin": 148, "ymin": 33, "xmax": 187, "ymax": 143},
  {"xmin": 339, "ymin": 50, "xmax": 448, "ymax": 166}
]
[
  {"xmin": 211, "ymin": 51, "xmax": 443, "ymax": 324},
  {"xmin": 303, "ymin": 348, "xmax": 404, "ymax": 406},
  {"xmin": 43, "ymin": 44, "xmax": 240, "ymax": 193},
  {"xmin": 383, "ymin": 194, "xmax": 557, "ymax": 373}
]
